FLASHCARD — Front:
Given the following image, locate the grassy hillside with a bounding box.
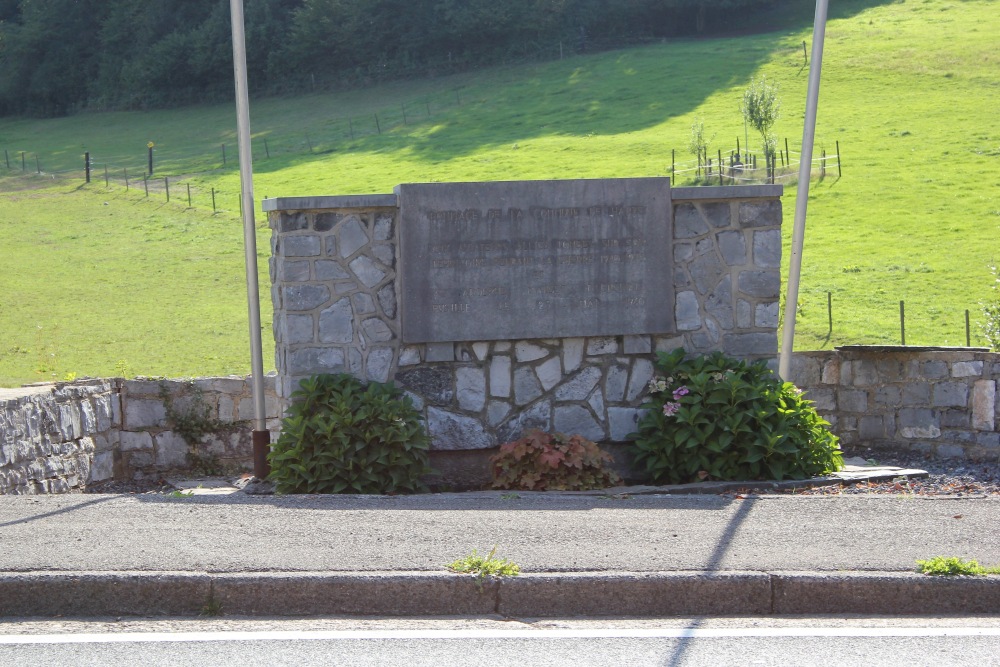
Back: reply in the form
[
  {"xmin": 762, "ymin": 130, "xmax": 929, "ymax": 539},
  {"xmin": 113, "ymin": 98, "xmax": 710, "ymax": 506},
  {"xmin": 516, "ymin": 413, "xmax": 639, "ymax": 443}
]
[{"xmin": 1, "ymin": 0, "xmax": 997, "ymax": 386}]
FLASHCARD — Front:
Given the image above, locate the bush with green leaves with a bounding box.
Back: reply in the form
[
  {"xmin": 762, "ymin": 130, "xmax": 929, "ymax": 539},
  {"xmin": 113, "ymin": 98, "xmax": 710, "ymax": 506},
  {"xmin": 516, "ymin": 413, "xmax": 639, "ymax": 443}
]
[
  {"xmin": 629, "ymin": 349, "xmax": 842, "ymax": 484},
  {"xmin": 979, "ymin": 263, "xmax": 1000, "ymax": 351},
  {"xmin": 268, "ymin": 373, "xmax": 431, "ymax": 494},
  {"xmin": 490, "ymin": 429, "xmax": 622, "ymax": 491}
]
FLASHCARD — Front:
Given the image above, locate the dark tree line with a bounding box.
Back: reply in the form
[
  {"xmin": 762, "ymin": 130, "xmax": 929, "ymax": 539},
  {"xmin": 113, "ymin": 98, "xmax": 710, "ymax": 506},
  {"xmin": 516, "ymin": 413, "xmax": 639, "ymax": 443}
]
[{"xmin": 0, "ymin": 0, "xmax": 781, "ymax": 117}]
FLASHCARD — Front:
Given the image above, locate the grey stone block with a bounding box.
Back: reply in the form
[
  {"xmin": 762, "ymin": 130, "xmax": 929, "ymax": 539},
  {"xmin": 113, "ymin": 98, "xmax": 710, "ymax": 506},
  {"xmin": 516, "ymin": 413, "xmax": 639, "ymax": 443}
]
[
  {"xmin": 88, "ymin": 451, "xmax": 114, "ymax": 483},
  {"xmin": 456, "ymin": 367, "xmax": 487, "ymax": 412},
  {"xmin": 921, "ymin": 360, "xmax": 949, "ymax": 379},
  {"xmin": 283, "ymin": 235, "xmax": 321, "ymax": 257},
  {"xmin": 705, "ymin": 276, "xmax": 734, "ymax": 330},
  {"xmin": 333, "ymin": 281, "xmax": 358, "ymax": 295},
  {"xmin": 514, "ymin": 367, "xmax": 543, "ymax": 406},
  {"xmin": 398, "ymin": 346, "xmax": 421, "ymax": 366},
  {"xmin": 935, "ymin": 444, "xmax": 967, "ymax": 459},
  {"xmin": 497, "ymin": 401, "xmax": 552, "ymax": 443},
  {"xmin": 901, "ymin": 383, "xmax": 930, "ymax": 406},
  {"xmin": 427, "ymin": 407, "xmax": 494, "ymax": 450},
  {"xmin": 373, "ymin": 214, "xmax": 394, "ymax": 241},
  {"xmin": 119, "ymin": 431, "xmax": 153, "ymax": 452},
  {"xmin": 586, "ymin": 337, "xmax": 618, "ymax": 356},
  {"xmin": 123, "ymin": 399, "xmax": 166, "ymax": 430},
  {"xmin": 876, "ymin": 359, "xmax": 905, "ymax": 382},
  {"xmin": 851, "ymin": 360, "xmax": 878, "ymax": 386},
  {"xmin": 736, "ymin": 299, "xmax": 752, "ymax": 328},
  {"xmin": 626, "ymin": 359, "xmax": 654, "ymax": 402},
  {"xmin": 314, "ymin": 260, "xmax": 350, "ymax": 281},
  {"xmin": 285, "ymin": 285, "xmax": 331, "ymax": 311},
  {"xmin": 318, "ymin": 298, "xmax": 354, "ymax": 344},
  {"xmin": 349, "ymin": 348, "xmax": 364, "ymax": 376},
  {"xmin": 515, "ymin": 341, "xmax": 549, "ymax": 362},
  {"xmin": 378, "ymin": 283, "xmax": 397, "ymax": 319},
  {"xmin": 700, "ymin": 202, "xmax": 732, "ymax": 228},
  {"xmin": 312, "ymin": 212, "xmax": 340, "ymax": 232},
  {"xmin": 722, "ymin": 332, "xmax": 776, "ymax": 357},
  {"xmin": 803, "ymin": 387, "xmax": 835, "ymax": 411},
  {"xmin": 623, "ymin": 335, "xmax": 652, "ymax": 355},
  {"xmin": 154, "ymin": 431, "xmax": 188, "ymax": 468},
  {"xmin": 716, "ymin": 231, "xmax": 746, "ymax": 266},
  {"xmin": 287, "ymin": 348, "xmax": 346, "ymax": 375},
  {"xmin": 279, "ymin": 212, "xmax": 308, "ymax": 232},
  {"xmin": 425, "ymin": 343, "xmax": 454, "ymax": 362},
  {"xmin": 972, "ymin": 380, "xmax": 996, "ymax": 430},
  {"xmin": 371, "ymin": 243, "xmax": 395, "ymax": 268},
  {"xmin": 535, "ymin": 356, "xmax": 562, "ymax": 392},
  {"xmin": 352, "ymin": 293, "xmax": 376, "ymax": 315},
  {"xmin": 898, "ymin": 408, "xmax": 940, "ymax": 439},
  {"xmin": 673, "ymin": 243, "xmax": 694, "ymax": 262},
  {"xmin": 605, "ymin": 365, "xmax": 629, "ymax": 403},
  {"xmin": 737, "ymin": 270, "xmax": 780, "ymax": 298},
  {"xmin": 490, "ymin": 356, "xmax": 512, "ymax": 398},
  {"xmin": 952, "ymin": 361, "xmax": 983, "ymax": 378},
  {"xmin": 752, "ymin": 229, "xmax": 782, "ymax": 268},
  {"xmin": 338, "ymin": 216, "xmax": 369, "ymax": 258},
  {"xmin": 286, "ymin": 315, "xmax": 314, "ymax": 344},
  {"xmin": 588, "ymin": 386, "xmax": 606, "ymax": 418},
  {"xmin": 553, "ymin": 405, "xmax": 605, "ymax": 442},
  {"xmin": 281, "ymin": 260, "xmax": 311, "ymax": 282},
  {"xmin": 562, "ymin": 338, "xmax": 585, "ymax": 372},
  {"xmin": 673, "ymin": 203, "xmax": 709, "ymax": 239},
  {"xmin": 690, "ymin": 252, "xmax": 724, "ymax": 295},
  {"xmin": 361, "ymin": 318, "xmax": 394, "ymax": 343},
  {"xmin": 675, "ymin": 291, "xmax": 701, "ymax": 331},
  {"xmin": 738, "ymin": 200, "xmax": 781, "ymax": 228},
  {"xmin": 397, "ymin": 367, "xmax": 453, "ymax": 406},
  {"xmin": 874, "ymin": 385, "xmax": 901, "ymax": 406},
  {"xmin": 366, "ymin": 347, "xmax": 394, "ymax": 383},
  {"xmin": 608, "ymin": 407, "xmax": 644, "ymax": 441},
  {"xmin": 932, "ymin": 382, "xmax": 968, "ymax": 408},
  {"xmin": 858, "ymin": 416, "xmax": 885, "ymax": 440},
  {"xmin": 754, "ymin": 302, "xmax": 779, "ymax": 328},
  {"xmin": 940, "ymin": 409, "xmax": 970, "ymax": 428},
  {"xmin": 838, "ymin": 389, "xmax": 868, "ymax": 413},
  {"xmin": 348, "ymin": 256, "xmax": 386, "ymax": 288},
  {"xmin": 555, "ymin": 367, "xmax": 603, "ymax": 401},
  {"xmin": 487, "ymin": 401, "xmax": 511, "ymax": 427}
]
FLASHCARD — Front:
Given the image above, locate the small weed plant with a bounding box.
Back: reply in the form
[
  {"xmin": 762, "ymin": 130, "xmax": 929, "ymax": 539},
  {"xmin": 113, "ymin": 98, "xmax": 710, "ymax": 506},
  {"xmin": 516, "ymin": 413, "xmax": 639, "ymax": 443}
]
[
  {"xmin": 268, "ymin": 374, "xmax": 431, "ymax": 494},
  {"xmin": 978, "ymin": 264, "xmax": 1000, "ymax": 351},
  {"xmin": 629, "ymin": 349, "xmax": 843, "ymax": 484},
  {"xmin": 446, "ymin": 546, "xmax": 521, "ymax": 579},
  {"xmin": 490, "ymin": 429, "xmax": 621, "ymax": 491},
  {"xmin": 916, "ymin": 556, "xmax": 1000, "ymax": 576}
]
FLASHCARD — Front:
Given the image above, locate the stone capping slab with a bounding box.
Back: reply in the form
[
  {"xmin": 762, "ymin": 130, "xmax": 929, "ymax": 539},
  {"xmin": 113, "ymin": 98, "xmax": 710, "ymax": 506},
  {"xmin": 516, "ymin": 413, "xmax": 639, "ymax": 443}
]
[
  {"xmin": 671, "ymin": 185, "xmax": 783, "ymax": 201},
  {"xmin": 2, "ymin": 570, "xmax": 998, "ymax": 617},
  {"xmin": 262, "ymin": 194, "xmax": 397, "ymax": 212}
]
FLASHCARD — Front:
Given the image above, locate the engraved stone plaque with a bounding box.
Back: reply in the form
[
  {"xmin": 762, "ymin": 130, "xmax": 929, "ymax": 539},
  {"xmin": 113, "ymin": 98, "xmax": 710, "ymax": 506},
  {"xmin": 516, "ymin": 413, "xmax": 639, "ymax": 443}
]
[{"xmin": 398, "ymin": 178, "xmax": 673, "ymax": 343}]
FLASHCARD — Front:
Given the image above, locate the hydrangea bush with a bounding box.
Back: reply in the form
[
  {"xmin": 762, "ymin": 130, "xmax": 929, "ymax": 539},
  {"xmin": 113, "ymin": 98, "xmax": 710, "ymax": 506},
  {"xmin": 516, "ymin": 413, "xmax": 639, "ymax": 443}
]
[{"xmin": 629, "ymin": 348, "xmax": 842, "ymax": 484}]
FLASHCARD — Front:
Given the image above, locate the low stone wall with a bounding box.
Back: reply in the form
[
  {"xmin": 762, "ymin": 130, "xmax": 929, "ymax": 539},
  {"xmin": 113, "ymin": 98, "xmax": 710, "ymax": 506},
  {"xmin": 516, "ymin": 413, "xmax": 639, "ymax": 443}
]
[
  {"xmin": 0, "ymin": 375, "xmax": 281, "ymax": 494},
  {"xmin": 0, "ymin": 381, "xmax": 117, "ymax": 494},
  {"xmin": 117, "ymin": 376, "xmax": 282, "ymax": 479},
  {"xmin": 790, "ymin": 347, "xmax": 999, "ymax": 460}
]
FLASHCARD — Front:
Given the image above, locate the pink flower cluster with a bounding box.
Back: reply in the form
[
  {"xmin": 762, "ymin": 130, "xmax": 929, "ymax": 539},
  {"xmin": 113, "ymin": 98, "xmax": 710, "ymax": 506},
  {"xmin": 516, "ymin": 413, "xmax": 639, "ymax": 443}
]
[{"xmin": 662, "ymin": 385, "xmax": 689, "ymax": 417}]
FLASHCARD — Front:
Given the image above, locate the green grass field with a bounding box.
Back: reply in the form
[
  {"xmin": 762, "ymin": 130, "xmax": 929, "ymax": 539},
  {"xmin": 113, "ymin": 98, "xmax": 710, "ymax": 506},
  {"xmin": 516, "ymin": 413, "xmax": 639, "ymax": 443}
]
[{"xmin": 1, "ymin": 0, "xmax": 997, "ymax": 386}]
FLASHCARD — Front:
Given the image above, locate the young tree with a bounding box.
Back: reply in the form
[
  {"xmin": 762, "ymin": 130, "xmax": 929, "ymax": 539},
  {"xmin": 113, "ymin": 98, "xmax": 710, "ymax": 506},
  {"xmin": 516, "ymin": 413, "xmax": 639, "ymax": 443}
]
[{"xmin": 740, "ymin": 75, "xmax": 780, "ymax": 165}]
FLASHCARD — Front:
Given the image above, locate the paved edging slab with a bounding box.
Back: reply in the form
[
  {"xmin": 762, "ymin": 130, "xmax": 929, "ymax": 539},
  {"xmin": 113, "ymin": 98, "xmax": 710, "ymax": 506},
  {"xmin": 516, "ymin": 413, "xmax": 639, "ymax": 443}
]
[{"xmin": 2, "ymin": 571, "xmax": 998, "ymax": 618}]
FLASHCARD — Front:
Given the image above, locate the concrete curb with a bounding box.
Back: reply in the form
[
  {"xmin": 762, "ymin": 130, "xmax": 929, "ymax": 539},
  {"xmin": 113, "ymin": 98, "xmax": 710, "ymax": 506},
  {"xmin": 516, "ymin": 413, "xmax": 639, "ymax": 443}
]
[{"xmin": 2, "ymin": 571, "xmax": 998, "ymax": 618}]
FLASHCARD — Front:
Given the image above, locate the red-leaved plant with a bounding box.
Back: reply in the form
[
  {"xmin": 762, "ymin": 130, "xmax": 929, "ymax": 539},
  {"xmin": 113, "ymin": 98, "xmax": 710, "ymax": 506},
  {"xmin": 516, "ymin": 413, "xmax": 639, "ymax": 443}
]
[{"xmin": 490, "ymin": 429, "xmax": 622, "ymax": 491}]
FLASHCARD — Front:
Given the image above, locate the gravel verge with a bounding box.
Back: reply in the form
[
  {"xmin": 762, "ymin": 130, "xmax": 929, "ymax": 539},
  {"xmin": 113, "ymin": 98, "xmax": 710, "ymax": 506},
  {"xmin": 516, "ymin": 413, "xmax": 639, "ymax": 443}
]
[{"xmin": 82, "ymin": 446, "xmax": 1000, "ymax": 497}]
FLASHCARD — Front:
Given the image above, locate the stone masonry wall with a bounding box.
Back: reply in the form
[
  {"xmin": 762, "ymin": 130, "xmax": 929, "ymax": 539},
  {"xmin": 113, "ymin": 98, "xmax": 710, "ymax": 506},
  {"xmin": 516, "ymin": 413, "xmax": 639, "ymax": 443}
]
[
  {"xmin": 790, "ymin": 347, "xmax": 1000, "ymax": 460},
  {"xmin": 117, "ymin": 376, "xmax": 281, "ymax": 479},
  {"xmin": 264, "ymin": 184, "xmax": 784, "ymax": 470},
  {"xmin": 0, "ymin": 375, "xmax": 281, "ymax": 494},
  {"xmin": 0, "ymin": 381, "xmax": 117, "ymax": 494}
]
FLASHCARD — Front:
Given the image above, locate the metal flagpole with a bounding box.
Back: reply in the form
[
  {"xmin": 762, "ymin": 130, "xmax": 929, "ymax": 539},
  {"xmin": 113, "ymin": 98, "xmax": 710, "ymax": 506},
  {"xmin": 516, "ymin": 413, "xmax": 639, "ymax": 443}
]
[
  {"xmin": 229, "ymin": 0, "xmax": 270, "ymax": 477},
  {"xmin": 778, "ymin": 0, "xmax": 830, "ymax": 381}
]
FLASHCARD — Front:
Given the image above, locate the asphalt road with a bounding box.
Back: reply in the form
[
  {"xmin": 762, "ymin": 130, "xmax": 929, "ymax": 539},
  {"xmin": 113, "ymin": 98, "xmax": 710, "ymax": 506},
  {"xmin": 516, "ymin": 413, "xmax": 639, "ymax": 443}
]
[{"xmin": 2, "ymin": 617, "xmax": 999, "ymax": 666}]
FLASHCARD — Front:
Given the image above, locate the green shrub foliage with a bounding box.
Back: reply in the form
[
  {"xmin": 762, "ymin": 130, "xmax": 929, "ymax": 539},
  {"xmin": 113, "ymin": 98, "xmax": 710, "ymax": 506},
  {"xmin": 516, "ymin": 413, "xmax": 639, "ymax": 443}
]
[
  {"xmin": 490, "ymin": 429, "xmax": 622, "ymax": 491},
  {"xmin": 269, "ymin": 373, "xmax": 431, "ymax": 494},
  {"xmin": 629, "ymin": 349, "xmax": 842, "ymax": 484}
]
